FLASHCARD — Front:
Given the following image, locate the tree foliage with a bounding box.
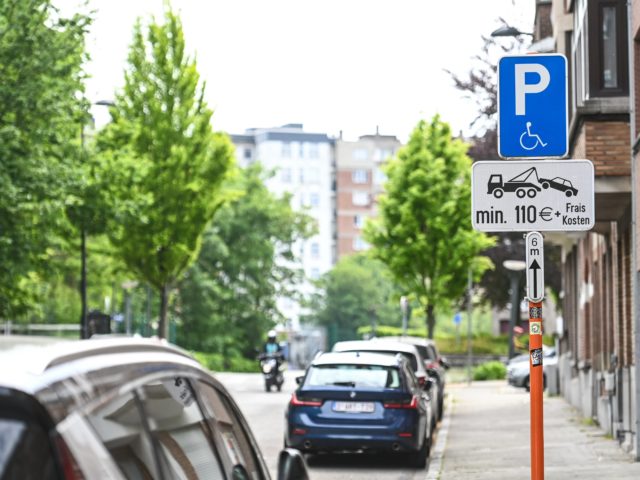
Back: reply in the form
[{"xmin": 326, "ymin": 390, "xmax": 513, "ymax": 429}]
[
  {"xmin": 365, "ymin": 116, "xmax": 494, "ymax": 339},
  {"xmin": 176, "ymin": 164, "xmax": 314, "ymax": 357},
  {"xmin": 0, "ymin": 0, "xmax": 90, "ymax": 318},
  {"xmin": 97, "ymin": 7, "xmax": 234, "ymax": 337},
  {"xmin": 306, "ymin": 253, "xmax": 400, "ymax": 344}
]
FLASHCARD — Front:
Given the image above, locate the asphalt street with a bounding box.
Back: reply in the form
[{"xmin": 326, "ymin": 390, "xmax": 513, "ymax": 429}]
[{"xmin": 216, "ymin": 370, "xmax": 433, "ymax": 480}]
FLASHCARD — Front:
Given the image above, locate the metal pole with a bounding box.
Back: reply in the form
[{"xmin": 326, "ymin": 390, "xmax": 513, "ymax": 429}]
[
  {"xmin": 467, "ymin": 268, "xmax": 473, "ymax": 384},
  {"xmin": 529, "ymin": 300, "xmax": 544, "ymax": 479},
  {"xmin": 401, "ymin": 296, "xmax": 408, "ymax": 336},
  {"xmin": 80, "ymin": 227, "xmax": 87, "ymax": 339},
  {"xmin": 508, "ymin": 273, "xmax": 520, "ymax": 360},
  {"xmin": 626, "ymin": 0, "xmax": 640, "ymax": 461},
  {"xmin": 125, "ymin": 289, "xmax": 132, "ymax": 336}
]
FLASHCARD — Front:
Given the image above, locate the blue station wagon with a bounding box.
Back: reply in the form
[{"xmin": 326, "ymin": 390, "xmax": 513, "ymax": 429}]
[{"xmin": 284, "ymin": 351, "xmax": 433, "ymax": 468}]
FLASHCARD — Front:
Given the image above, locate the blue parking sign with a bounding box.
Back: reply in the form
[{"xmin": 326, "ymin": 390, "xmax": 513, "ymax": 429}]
[{"xmin": 498, "ymin": 54, "xmax": 568, "ymax": 158}]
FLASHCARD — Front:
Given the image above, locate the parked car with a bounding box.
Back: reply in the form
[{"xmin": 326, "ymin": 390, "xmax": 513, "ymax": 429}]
[
  {"xmin": 507, "ymin": 346, "xmax": 557, "ymax": 391},
  {"xmin": 375, "ymin": 336, "xmax": 449, "ymax": 420},
  {"xmin": 0, "ymin": 335, "xmax": 308, "ymax": 480},
  {"xmin": 332, "ymin": 339, "xmax": 440, "ymax": 424},
  {"xmin": 285, "ymin": 351, "xmax": 433, "ymax": 468}
]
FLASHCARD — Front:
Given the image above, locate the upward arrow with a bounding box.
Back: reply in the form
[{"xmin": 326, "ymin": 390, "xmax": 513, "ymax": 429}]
[{"xmin": 530, "ymin": 259, "xmax": 541, "ymax": 299}]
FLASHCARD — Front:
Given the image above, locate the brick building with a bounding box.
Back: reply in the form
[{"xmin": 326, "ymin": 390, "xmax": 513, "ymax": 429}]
[{"xmin": 537, "ymin": 0, "xmax": 638, "ymax": 455}]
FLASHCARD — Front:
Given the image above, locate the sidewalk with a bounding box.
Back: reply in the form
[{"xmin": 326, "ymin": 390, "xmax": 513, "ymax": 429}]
[{"xmin": 436, "ymin": 381, "xmax": 640, "ymax": 479}]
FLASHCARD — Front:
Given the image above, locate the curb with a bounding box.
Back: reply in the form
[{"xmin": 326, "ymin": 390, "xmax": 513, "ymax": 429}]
[{"xmin": 426, "ymin": 392, "xmax": 454, "ymax": 480}]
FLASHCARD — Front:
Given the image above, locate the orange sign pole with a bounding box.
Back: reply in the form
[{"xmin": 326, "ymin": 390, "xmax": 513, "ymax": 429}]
[{"xmin": 529, "ymin": 300, "xmax": 544, "ymax": 480}]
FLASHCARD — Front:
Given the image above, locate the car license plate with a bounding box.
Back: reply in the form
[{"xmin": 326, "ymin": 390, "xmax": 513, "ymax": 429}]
[{"xmin": 332, "ymin": 401, "xmax": 375, "ymax": 413}]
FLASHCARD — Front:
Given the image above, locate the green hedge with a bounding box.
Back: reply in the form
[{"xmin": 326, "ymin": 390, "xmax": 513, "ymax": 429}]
[
  {"xmin": 473, "ymin": 361, "xmax": 507, "ymax": 381},
  {"xmin": 191, "ymin": 351, "xmax": 260, "ymax": 373}
]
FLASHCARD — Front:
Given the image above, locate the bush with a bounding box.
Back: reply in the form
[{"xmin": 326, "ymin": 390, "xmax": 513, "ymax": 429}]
[
  {"xmin": 191, "ymin": 351, "xmax": 260, "ymax": 373},
  {"xmin": 473, "ymin": 361, "xmax": 507, "ymax": 381}
]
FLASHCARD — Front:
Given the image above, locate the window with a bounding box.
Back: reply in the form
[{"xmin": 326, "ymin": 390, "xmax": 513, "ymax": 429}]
[
  {"xmin": 310, "ymin": 242, "xmax": 320, "ymax": 258},
  {"xmin": 354, "ymin": 214, "xmax": 366, "ymax": 228},
  {"xmin": 353, "ymin": 148, "xmax": 368, "ymax": 161},
  {"xmin": 196, "ymin": 381, "xmax": 263, "ymax": 479},
  {"xmin": 306, "ymin": 168, "xmax": 320, "ymax": 183},
  {"xmin": 280, "ymin": 168, "xmax": 292, "ymax": 183},
  {"xmin": 353, "ymin": 236, "xmax": 368, "ymax": 251},
  {"xmin": 305, "ymin": 364, "xmax": 401, "ymax": 389},
  {"xmin": 310, "ymin": 193, "xmax": 320, "ymax": 208},
  {"xmin": 373, "ymin": 148, "xmax": 393, "ymax": 161},
  {"xmin": 299, "ymin": 168, "xmax": 305, "ymax": 183},
  {"xmin": 298, "ymin": 142, "xmax": 304, "ymax": 158},
  {"xmin": 0, "ymin": 417, "xmax": 57, "ymax": 479},
  {"xmin": 310, "ymin": 268, "xmax": 320, "ymax": 280},
  {"xmin": 281, "ymin": 142, "xmax": 291, "ymax": 158},
  {"xmin": 352, "ymin": 191, "xmax": 369, "ymax": 206},
  {"xmin": 352, "ymin": 169, "xmax": 368, "ymax": 184},
  {"xmin": 374, "ymin": 168, "xmax": 387, "ymax": 185},
  {"xmin": 573, "ymin": 0, "xmax": 628, "ymax": 104},
  {"xmin": 309, "ymin": 143, "xmax": 319, "ymax": 159}
]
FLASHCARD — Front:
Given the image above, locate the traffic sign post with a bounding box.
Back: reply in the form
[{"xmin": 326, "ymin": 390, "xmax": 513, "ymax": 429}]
[
  {"xmin": 528, "ymin": 300, "xmax": 544, "ymax": 480},
  {"xmin": 498, "ymin": 54, "xmax": 568, "ymax": 158}
]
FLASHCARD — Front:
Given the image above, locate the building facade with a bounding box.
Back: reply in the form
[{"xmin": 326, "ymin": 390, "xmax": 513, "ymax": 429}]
[
  {"xmin": 334, "ymin": 131, "xmax": 401, "ymax": 259},
  {"xmin": 537, "ymin": 0, "xmax": 638, "ymax": 456},
  {"xmin": 231, "ymin": 124, "xmax": 335, "ymax": 326}
]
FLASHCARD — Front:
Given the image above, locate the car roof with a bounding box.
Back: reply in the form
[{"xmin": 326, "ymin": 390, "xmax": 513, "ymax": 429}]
[
  {"xmin": 332, "ymin": 340, "xmax": 420, "ymax": 356},
  {"xmin": 375, "ymin": 336, "xmax": 437, "ymax": 347},
  {"xmin": 312, "ymin": 351, "xmax": 405, "ymax": 368},
  {"xmin": 0, "ymin": 335, "xmax": 193, "ymax": 376}
]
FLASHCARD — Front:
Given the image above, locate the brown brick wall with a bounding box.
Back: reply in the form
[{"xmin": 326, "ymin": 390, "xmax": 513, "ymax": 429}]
[{"xmin": 584, "ymin": 121, "xmax": 630, "ymax": 176}]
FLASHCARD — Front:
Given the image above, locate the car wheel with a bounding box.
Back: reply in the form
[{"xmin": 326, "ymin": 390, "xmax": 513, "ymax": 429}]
[
  {"xmin": 524, "ymin": 376, "xmax": 530, "ymax": 392},
  {"xmin": 437, "ymin": 397, "xmax": 444, "ymax": 421},
  {"xmin": 542, "ymin": 182, "xmax": 550, "ymax": 189},
  {"xmin": 277, "ymin": 383, "xmax": 282, "ymax": 392},
  {"xmin": 407, "ymin": 438, "xmax": 428, "ymax": 469},
  {"xmin": 265, "ymin": 382, "xmax": 271, "ymax": 392},
  {"xmin": 565, "ymin": 190, "xmax": 573, "ymax": 197}
]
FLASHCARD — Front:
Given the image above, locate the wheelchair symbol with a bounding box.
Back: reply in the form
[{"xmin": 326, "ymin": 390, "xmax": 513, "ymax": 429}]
[{"xmin": 519, "ymin": 122, "xmax": 547, "ymax": 150}]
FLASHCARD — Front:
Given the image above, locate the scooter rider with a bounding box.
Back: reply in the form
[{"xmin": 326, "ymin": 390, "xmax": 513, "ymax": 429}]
[{"xmin": 263, "ymin": 330, "xmax": 282, "ymax": 355}]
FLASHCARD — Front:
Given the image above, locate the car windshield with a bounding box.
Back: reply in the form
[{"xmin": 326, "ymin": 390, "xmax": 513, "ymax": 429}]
[{"xmin": 305, "ymin": 364, "xmax": 401, "ymax": 389}]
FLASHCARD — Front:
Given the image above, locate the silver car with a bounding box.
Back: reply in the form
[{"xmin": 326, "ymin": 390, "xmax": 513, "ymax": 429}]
[
  {"xmin": 507, "ymin": 347, "xmax": 557, "ymax": 391},
  {"xmin": 0, "ymin": 335, "xmax": 308, "ymax": 480}
]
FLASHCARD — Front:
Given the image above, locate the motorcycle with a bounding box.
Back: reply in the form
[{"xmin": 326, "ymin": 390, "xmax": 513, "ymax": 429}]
[{"xmin": 259, "ymin": 352, "xmax": 285, "ymax": 392}]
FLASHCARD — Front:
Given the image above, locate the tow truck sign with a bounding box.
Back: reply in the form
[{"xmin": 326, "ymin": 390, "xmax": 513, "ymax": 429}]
[{"xmin": 471, "ymin": 159, "xmax": 594, "ymax": 232}]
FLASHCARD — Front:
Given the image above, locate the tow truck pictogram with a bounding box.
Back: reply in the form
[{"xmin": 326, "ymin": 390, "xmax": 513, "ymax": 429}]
[{"xmin": 487, "ymin": 167, "xmax": 578, "ymax": 199}]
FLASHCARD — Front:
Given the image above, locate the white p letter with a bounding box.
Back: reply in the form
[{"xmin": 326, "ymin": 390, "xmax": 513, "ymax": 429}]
[{"xmin": 515, "ymin": 64, "xmax": 550, "ymax": 116}]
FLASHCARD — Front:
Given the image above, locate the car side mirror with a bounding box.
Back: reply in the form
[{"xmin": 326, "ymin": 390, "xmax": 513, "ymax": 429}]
[
  {"xmin": 295, "ymin": 375, "xmax": 304, "ymax": 385},
  {"xmin": 440, "ymin": 357, "xmax": 450, "ymax": 370},
  {"xmin": 423, "ymin": 378, "xmax": 435, "ymax": 392},
  {"xmin": 277, "ymin": 448, "xmax": 310, "ymax": 480}
]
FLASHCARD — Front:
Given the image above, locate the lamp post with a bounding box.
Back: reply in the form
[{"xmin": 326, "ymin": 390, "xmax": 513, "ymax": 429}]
[
  {"xmin": 400, "ymin": 296, "xmax": 409, "ymax": 336},
  {"xmin": 79, "ymin": 100, "xmax": 115, "ymax": 339},
  {"xmin": 503, "ymin": 260, "xmax": 526, "ymax": 360},
  {"xmin": 490, "ymin": 24, "xmax": 534, "ymax": 38}
]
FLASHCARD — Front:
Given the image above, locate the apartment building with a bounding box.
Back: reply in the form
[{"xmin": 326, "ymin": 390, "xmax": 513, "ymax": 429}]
[
  {"xmin": 536, "ymin": 0, "xmax": 638, "ymax": 454},
  {"xmin": 231, "ymin": 124, "xmax": 334, "ymax": 327},
  {"xmin": 334, "ymin": 130, "xmax": 401, "ymax": 259}
]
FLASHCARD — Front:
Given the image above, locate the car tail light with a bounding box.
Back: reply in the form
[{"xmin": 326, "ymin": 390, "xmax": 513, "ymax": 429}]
[
  {"xmin": 54, "ymin": 435, "xmax": 85, "ymax": 479},
  {"xmin": 418, "ymin": 376, "xmax": 426, "ymax": 386},
  {"xmin": 426, "ymin": 361, "xmax": 439, "ymax": 370},
  {"xmin": 398, "ymin": 432, "xmax": 413, "ymax": 438},
  {"xmin": 383, "ymin": 395, "xmax": 418, "ymax": 409},
  {"xmin": 292, "ymin": 428, "xmax": 307, "ymax": 435},
  {"xmin": 290, "ymin": 392, "xmax": 323, "ymax": 407}
]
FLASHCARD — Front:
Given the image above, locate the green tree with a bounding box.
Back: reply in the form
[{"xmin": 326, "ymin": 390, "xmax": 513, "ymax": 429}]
[
  {"xmin": 307, "ymin": 254, "xmax": 400, "ymax": 346},
  {"xmin": 0, "ymin": 0, "xmax": 90, "ymax": 319},
  {"xmin": 365, "ymin": 116, "xmax": 494, "ymax": 339},
  {"xmin": 97, "ymin": 7, "xmax": 234, "ymax": 338},
  {"xmin": 176, "ymin": 164, "xmax": 313, "ymax": 356}
]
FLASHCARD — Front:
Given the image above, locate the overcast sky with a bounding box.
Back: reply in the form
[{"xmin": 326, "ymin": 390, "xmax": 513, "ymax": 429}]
[{"xmin": 60, "ymin": 0, "xmax": 534, "ymax": 142}]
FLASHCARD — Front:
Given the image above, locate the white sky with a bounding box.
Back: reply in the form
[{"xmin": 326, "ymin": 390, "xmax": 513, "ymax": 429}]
[{"xmin": 60, "ymin": 0, "xmax": 535, "ymax": 142}]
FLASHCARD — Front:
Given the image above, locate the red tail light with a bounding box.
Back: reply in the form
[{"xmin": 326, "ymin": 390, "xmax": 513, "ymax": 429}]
[
  {"xmin": 54, "ymin": 435, "xmax": 85, "ymax": 479},
  {"xmin": 418, "ymin": 376, "xmax": 426, "ymax": 386},
  {"xmin": 383, "ymin": 395, "xmax": 418, "ymax": 409},
  {"xmin": 426, "ymin": 361, "xmax": 439, "ymax": 370},
  {"xmin": 290, "ymin": 392, "xmax": 323, "ymax": 407}
]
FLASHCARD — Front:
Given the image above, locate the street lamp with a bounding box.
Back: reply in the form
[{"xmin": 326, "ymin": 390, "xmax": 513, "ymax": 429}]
[
  {"xmin": 490, "ymin": 24, "xmax": 534, "ymax": 38},
  {"xmin": 503, "ymin": 259, "xmax": 526, "ymax": 359},
  {"xmin": 400, "ymin": 296, "xmax": 409, "ymax": 336},
  {"xmin": 79, "ymin": 100, "xmax": 115, "ymax": 339}
]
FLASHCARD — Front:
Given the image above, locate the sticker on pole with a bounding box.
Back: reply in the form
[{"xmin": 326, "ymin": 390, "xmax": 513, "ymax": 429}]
[
  {"xmin": 529, "ymin": 321, "xmax": 542, "ymax": 335},
  {"xmin": 526, "ymin": 232, "xmax": 544, "ymax": 302},
  {"xmin": 531, "ymin": 348, "xmax": 543, "ymax": 367},
  {"xmin": 471, "ymin": 159, "xmax": 594, "ymax": 232}
]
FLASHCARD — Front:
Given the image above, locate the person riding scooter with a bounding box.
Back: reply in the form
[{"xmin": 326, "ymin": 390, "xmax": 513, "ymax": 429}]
[{"xmin": 259, "ymin": 330, "xmax": 285, "ymax": 392}]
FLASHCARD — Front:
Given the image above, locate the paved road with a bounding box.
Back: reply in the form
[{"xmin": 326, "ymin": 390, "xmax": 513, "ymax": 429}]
[{"xmin": 216, "ymin": 370, "xmax": 433, "ymax": 480}]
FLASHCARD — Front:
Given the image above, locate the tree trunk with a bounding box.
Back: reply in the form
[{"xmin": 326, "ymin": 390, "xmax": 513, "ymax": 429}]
[
  {"xmin": 425, "ymin": 304, "xmax": 436, "ymax": 339},
  {"xmin": 159, "ymin": 284, "xmax": 169, "ymax": 339}
]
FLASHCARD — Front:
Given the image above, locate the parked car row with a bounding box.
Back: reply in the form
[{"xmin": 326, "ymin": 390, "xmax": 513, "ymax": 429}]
[
  {"xmin": 284, "ymin": 336, "xmax": 449, "ymax": 469},
  {"xmin": 0, "ymin": 335, "xmax": 308, "ymax": 480}
]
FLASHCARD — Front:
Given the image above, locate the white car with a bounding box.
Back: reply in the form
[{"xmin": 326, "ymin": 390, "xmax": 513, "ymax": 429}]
[{"xmin": 507, "ymin": 346, "xmax": 557, "ymax": 391}]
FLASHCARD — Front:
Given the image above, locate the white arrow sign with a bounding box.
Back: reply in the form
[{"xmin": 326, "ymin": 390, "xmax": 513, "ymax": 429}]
[{"xmin": 526, "ymin": 231, "xmax": 544, "ymax": 302}]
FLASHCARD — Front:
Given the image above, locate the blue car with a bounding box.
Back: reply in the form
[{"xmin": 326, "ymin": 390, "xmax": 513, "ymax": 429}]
[{"xmin": 285, "ymin": 351, "xmax": 434, "ymax": 468}]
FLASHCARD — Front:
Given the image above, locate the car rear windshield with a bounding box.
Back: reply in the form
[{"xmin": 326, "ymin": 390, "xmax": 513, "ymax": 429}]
[
  {"xmin": 305, "ymin": 364, "xmax": 402, "ymax": 389},
  {"xmin": 344, "ymin": 350, "xmax": 418, "ymax": 372}
]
